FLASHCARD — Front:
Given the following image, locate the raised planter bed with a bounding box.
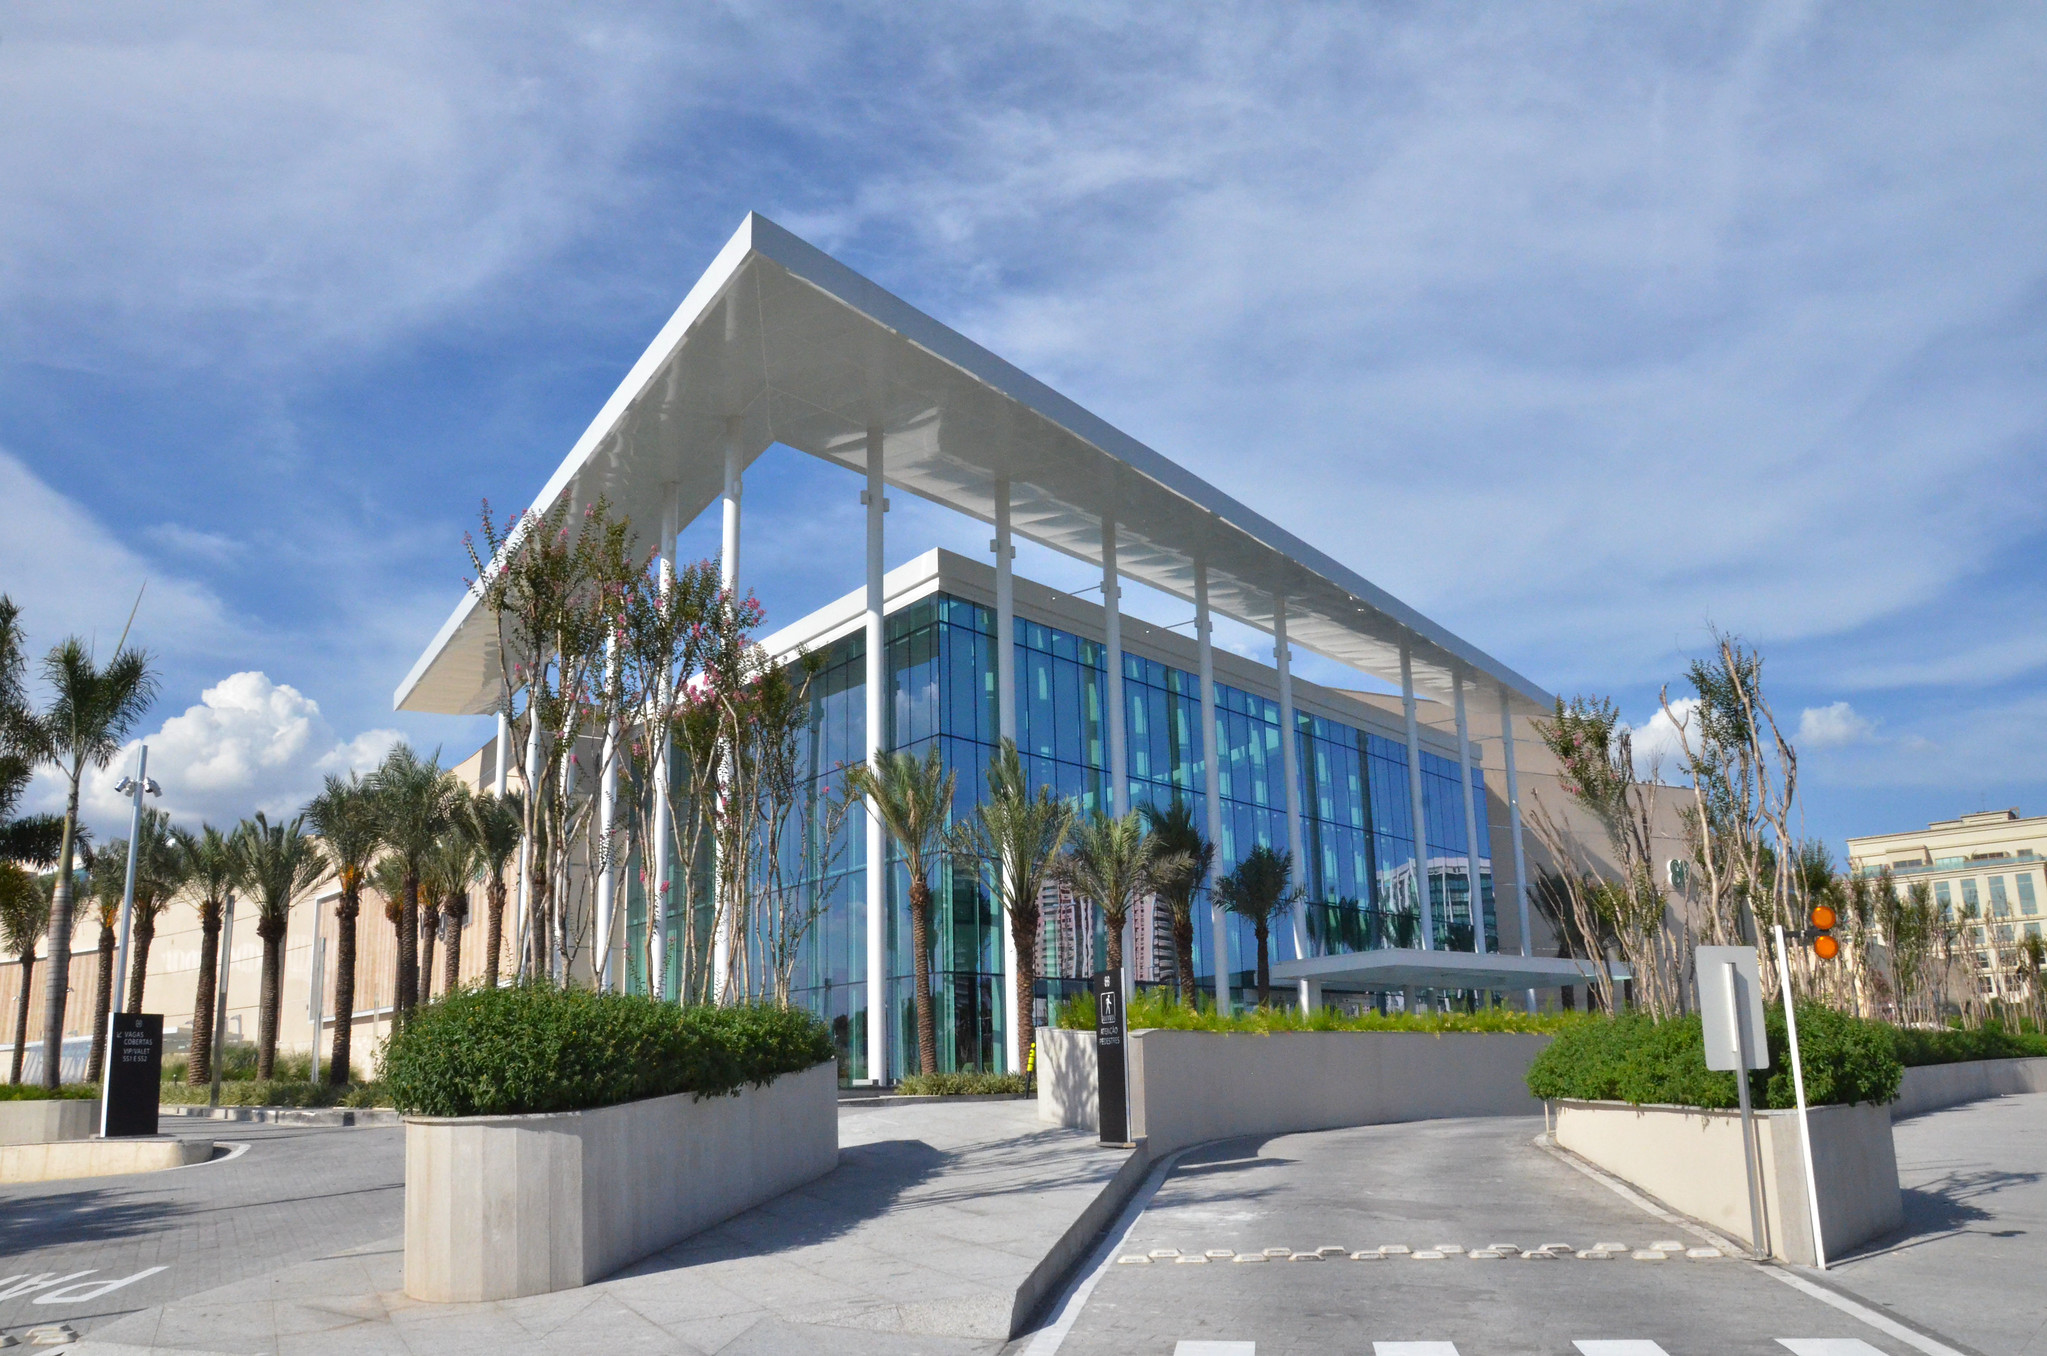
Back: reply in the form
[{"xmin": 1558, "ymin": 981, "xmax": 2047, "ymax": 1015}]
[
  {"xmin": 1037, "ymin": 1026, "xmax": 1551, "ymax": 1154},
  {"xmin": 1552, "ymin": 1097, "xmax": 1900, "ymax": 1264},
  {"xmin": 403, "ymin": 1060, "xmax": 839, "ymax": 1302},
  {"xmin": 0, "ymin": 1096, "xmax": 99, "ymax": 1145}
]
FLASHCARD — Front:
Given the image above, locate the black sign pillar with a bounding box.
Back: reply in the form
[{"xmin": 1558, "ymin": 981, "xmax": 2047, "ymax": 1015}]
[
  {"xmin": 101, "ymin": 1013, "xmax": 163, "ymax": 1138},
  {"xmin": 1093, "ymin": 969, "xmax": 1129, "ymax": 1145}
]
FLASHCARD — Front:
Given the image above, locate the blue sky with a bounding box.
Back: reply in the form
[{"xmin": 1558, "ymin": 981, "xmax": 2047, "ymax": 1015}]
[{"xmin": 4, "ymin": 4, "xmax": 2044, "ymax": 852}]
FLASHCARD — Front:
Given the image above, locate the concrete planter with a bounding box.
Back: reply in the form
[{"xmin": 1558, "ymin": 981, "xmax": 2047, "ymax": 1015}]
[
  {"xmin": 0, "ymin": 1097, "xmax": 99, "ymax": 1145},
  {"xmin": 1553, "ymin": 1098, "xmax": 1900, "ymax": 1264},
  {"xmin": 1892, "ymin": 1056, "xmax": 2047, "ymax": 1119},
  {"xmin": 1, "ymin": 1135, "xmax": 213, "ymax": 1184},
  {"xmin": 1038, "ymin": 1026, "xmax": 1551, "ymax": 1155},
  {"xmin": 403, "ymin": 1060, "xmax": 839, "ymax": 1303}
]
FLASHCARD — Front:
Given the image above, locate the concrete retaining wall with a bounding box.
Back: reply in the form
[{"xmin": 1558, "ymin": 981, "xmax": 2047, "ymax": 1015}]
[
  {"xmin": 1, "ymin": 1135, "xmax": 213, "ymax": 1183},
  {"xmin": 403, "ymin": 1060, "xmax": 839, "ymax": 1303},
  {"xmin": 0, "ymin": 1097, "xmax": 99, "ymax": 1145},
  {"xmin": 1037, "ymin": 1026, "xmax": 1550, "ymax": 1154},
  {"xmin": 1553, "ymin": 1099, "xmax": 1900, "ymax": 1264},
  {"xmin": 1892, "ymin": 1056, "xmax": 2047, "ymax": 1120}
]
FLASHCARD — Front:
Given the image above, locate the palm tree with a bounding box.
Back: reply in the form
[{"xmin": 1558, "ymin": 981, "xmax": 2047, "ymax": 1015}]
[
  {"xmin": 427, "ymin": 830, "xmax": 479, "ymax": 997},
  {"xmin": 34, "ymin": 635, "xmax": 157, "ymax": 1087},
  {"xmin": 125, "ymin": 809, "xmax": 190, "ymax": 1014},
  {"xmin": 416, "ymin": 843, "xmax": 446, "ymax": 1006},
  {"xmin": 972, "ymin": 740, "xmax": 1072, "ymax": 1080},
  {"xmin": 365, "ymin": 744, "xmax": 460, "ymax": 1016},
  {"xmin": 82, "ymin": 841, "xmax": 126, "ymax": 1081},
  {"xmin": 1051, "ymin": 808, "xmax": 1174, "ymax": 994},
  {"xmin": 1215, "ymin": 845, "xmax": 1298, "ymax": 1007},
  {"xmin": 178, "ymin": 825, "xmax": 240, "ymax": 1086},
  {"xmin": 305, "ymin": 773, "xmax": 379, "ymax": 1084},
  {"xmin": 2, "ymin": 863, "xmax": 49, "ymax": 1084},
  {"xmin": 370, "ymin": 855, "xmax": 408, "ymax": 1014},
  {"xmin": 1140, "ymin": 799, "xmax": 1215, "ymax": 1008},
  {"xmin": 234, "ymin": 812, "xmax": 327, "ymax": 1079},
  {"xmin": 0, "ymin": 597, "xmax": 63, "ymax": 870},
  {"xmin": 845, "ymin": 744, "xmax": 966, "ymax": 1077},
  {"xmin": 463, "ymin": 792, "xmax": 522, "ymax": 991}
]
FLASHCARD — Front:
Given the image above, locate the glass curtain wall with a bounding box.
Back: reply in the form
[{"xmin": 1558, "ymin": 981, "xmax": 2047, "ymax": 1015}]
[{"xmin": 634, "ymin": 589, "xmax": 1495, "ymax": 1082}]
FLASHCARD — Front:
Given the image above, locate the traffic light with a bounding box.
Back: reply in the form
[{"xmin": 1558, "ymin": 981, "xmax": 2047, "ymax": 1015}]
[{"xmin": 1808, "ymin": 904, "xmax": 1839, "ymax": 960}]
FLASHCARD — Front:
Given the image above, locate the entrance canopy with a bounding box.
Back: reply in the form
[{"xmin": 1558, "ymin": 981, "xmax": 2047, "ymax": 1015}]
[
  {"xmin": 1272, "ymin": 949, "xmax": 1628, "ymax": 994},
  {"xmin": 396, "ymin": 212, "xmax": 1553, "ymax": 717}
]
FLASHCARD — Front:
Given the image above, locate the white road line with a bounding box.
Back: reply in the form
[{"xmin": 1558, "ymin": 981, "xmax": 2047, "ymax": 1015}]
[
  {"xmin": 1019, "ymin": 1148, "xmax": 1191, "ymax": 1356},
  {"xmin": 1374, "ymin": 1345, "xmax": 1460, "ymax": 1355},
  {"xmin": 1757, "ymin": 1268, "xmax": 1969, "ymax": 1356},
  {"xmin": 1575, "ymin": 1343, "xmax": 1671, "ymax": 1355},
  {"xmin": 1776, "ymin": 1341, "xmax": 1890, "ymax": 1355},
  {"xmin": 1172, "ymin": 1343, "xmax": 1255, "ymax": 1355}
]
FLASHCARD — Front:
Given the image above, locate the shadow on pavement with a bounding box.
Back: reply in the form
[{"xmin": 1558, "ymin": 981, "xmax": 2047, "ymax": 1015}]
[
  {"xmin": 0, "ymin": 1188, "xmax": 192, "ymax": 1257},
  {"xmin": 1839, "ymin": 1165, "xmax": 2042, "ymax": 1261}
]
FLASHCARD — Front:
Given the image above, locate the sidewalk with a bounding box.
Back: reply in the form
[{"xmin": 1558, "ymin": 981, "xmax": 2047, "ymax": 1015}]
[
  {"xmin": 1825, "ymin": 1090, "xmax": 2047, "ymax": 1356},
  {"xmin": 69, "ymin": 1101, "xmax": 1133, "ymax": 1356}
]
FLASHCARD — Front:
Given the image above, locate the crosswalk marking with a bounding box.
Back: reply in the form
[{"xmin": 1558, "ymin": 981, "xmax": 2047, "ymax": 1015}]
[
  {"xmin": 1374, "ymin": 1345, "xmax": 1461, "ymax": 1355},
  {"xmin": 1777, "ymin": 1342, "xmax": 1888, "ymax": 1355},
  {"xmin": 1172, "ymin": 1344, "xmax": 1256, "ymax": 1356},
  {"xmin": 1576, "ymin": 1344, "xmax": 1672, "ymax": 1355}
]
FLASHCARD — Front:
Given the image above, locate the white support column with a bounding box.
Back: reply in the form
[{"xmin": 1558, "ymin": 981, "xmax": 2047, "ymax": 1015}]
[
  {"xmin": 1101, "ymin": 510, "xmax": 1131, "ymax": 1007},
  {"xmin": 1401, "ymin": 646, "xmax": 1434, "ymax": 951},
  {"xmin": 1454, "ymin": 671, "xmax": 1486, "ymax": 956},
  {"xmin": 649, "ymin": 492, "xmax": 678, "ymax": 1000},
  {"xmin": 1500, "ymin": 686, "xmax": 1536, "ymax": 1010},
  {"xmin": 1273, "ymin": 598, "xmax": 1311, "ymax": 1012},
  {"xmin": 864, "ymin": 427, "xmax": 889, "ymax": 1084},
  {"xmin": 713, "ymin": 418, "xmax": 743, "ymax": 1003},
  {"xmin": 493, "ymin": 710, "xmax": 509, "ymax": 798},
  {"xmin": 994, "ymin": 478, "xmax": 1021, "ymax": 1074},
  {"xmin": 596, "ymin": 637, "xmax": 619, "ymax": 993},
  {"xmin": 516, "ymin": 709, "xmax": 541, "ymax": 978},
  {"xmin": 1196, "ymin": 564, "xmax": 1229, "ymax": 1013}
]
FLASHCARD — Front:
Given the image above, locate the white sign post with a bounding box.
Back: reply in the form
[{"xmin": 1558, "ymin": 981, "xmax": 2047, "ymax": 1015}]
[
  {"xmin": 1774, "ymin": 925, "xmax": 1828, "ymax": 1269},
  {"xmin": 1697, "ymin": 945, "xmax": 1769, "ymax": 1259}
]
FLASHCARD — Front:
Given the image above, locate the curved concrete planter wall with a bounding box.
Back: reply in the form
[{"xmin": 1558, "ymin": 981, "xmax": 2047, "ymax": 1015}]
[
  {"xmin": 1893, "ymin": 1056, "xmax": 2047, "ymax": 1119},
  {"xmin": 1552, "ymin": 1098, "xmax": 1900, "ymax": 1264},
  {"xmin": 403, "ymin": 1060, "xmax": 839, "ymax": 1302},
  {"xmin": 0, "ymin": 1097, "xmax": 98, "ymax": 1146},
  {"xmin": 1037, "ymin": 1026, "xmax": 1551, "ymax": 1155}
]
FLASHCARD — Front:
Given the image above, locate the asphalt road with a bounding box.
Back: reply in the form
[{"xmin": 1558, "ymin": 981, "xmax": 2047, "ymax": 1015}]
[
  {"xmin": 0, "ymin": 1120, "xmax": 403, "ymax": 1341},
  {"xmin": 1049, "ymin": 1116, "xmax": 1964, "ymax": 1356}
]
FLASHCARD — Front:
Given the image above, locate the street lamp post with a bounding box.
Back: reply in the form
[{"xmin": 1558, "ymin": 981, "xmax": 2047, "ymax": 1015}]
[{"xmin": 110, "ymin": 746, "xmax": 162, "ymax": 1018}]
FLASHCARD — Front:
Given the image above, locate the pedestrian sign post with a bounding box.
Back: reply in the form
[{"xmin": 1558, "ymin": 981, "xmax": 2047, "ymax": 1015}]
[
  {"xmin": 1094, "ymin": 968, "xmax": 1130, "ymax": 1146},
  {"xmin": 1696, "ymin": 946, "xmax": 1769, "ymax": 1259}
]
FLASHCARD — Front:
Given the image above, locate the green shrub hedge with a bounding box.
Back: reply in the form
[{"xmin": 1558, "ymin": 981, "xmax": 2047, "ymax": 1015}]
[
  {"xmin": 380, "ymin": 984, "xmax": 834, "ymax": 1118},
  {"xmin": 1890, "ymin": 1022, "xmax": 2047, "ymax": 1066},
  {"xmin": 895, "ymin": 1071, "xmax": 1029, "ymax": 1096},
  {"xmin": 156, "ymin": 1078, "xmax": 389, "ymax": 1108},
  {"xmin": 1053, "ymin": 988, "xmax": 1579, "ymax": 1035},
  {"xmin": 1526, "ymin": 1003, "xmax": 1903, "ymax": 1109},
  {"xmin": 0, "ymin": 1082, "xmax": 99, "ymax": 1101}
]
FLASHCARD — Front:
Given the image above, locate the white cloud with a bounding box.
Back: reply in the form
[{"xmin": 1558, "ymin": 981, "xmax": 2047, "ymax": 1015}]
[
  {"xmin": 1625, "ymin": 698, "xmax": 1699, "ymax": 780},
  {"xmin": 0, "ymin": 448, "xmax": 238, "ymax": 661},
  {"xmin": 1797, "ymin": 701, "xmax": 1877, "ymax": 750},
  {"xmin": 81, "ymin": 672, "xmax": 401, "ymax": 832}
]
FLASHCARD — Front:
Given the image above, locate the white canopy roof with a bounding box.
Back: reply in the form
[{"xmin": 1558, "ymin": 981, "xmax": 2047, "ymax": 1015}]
[{"xmin": 396, "ymin": 212, "xmax": 1553, "ymax": 717}]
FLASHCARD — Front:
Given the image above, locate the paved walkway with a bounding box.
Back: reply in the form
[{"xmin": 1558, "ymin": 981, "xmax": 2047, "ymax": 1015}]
[
  {"xmin": 1828, "ymin": 1091, "xmax": 2047, "ymax": 1356},
  {"xmin": 39, "ymin": 1101, "xmax": 1128, "ymax": 1356}
]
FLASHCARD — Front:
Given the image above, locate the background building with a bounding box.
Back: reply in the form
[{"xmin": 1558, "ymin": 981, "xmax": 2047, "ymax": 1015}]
[{"xmin": 1848, "ymin": 808, "xmax": 2046, "ymax": 1002}]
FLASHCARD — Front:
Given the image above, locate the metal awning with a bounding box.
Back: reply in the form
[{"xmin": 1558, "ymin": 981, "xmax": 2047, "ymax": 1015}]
[
  {"xmin": 396, "ymin": 212, "xmax": 1554, "ymax": 717},
  {"xmin": 1272, "ymin": 949, "xmax": 1628, "ymax": 992}
]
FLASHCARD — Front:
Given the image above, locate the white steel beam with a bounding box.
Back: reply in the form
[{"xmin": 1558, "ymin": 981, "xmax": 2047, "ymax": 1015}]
[{"xmin": 864, "ymin": 427, "xmax": 889, "ymax": 1084}]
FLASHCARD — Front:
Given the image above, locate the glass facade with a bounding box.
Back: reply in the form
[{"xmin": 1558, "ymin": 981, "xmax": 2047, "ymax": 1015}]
[{"xmin": 631, "ymin": 589, "xmax": 1494, "ymax": 1080}]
